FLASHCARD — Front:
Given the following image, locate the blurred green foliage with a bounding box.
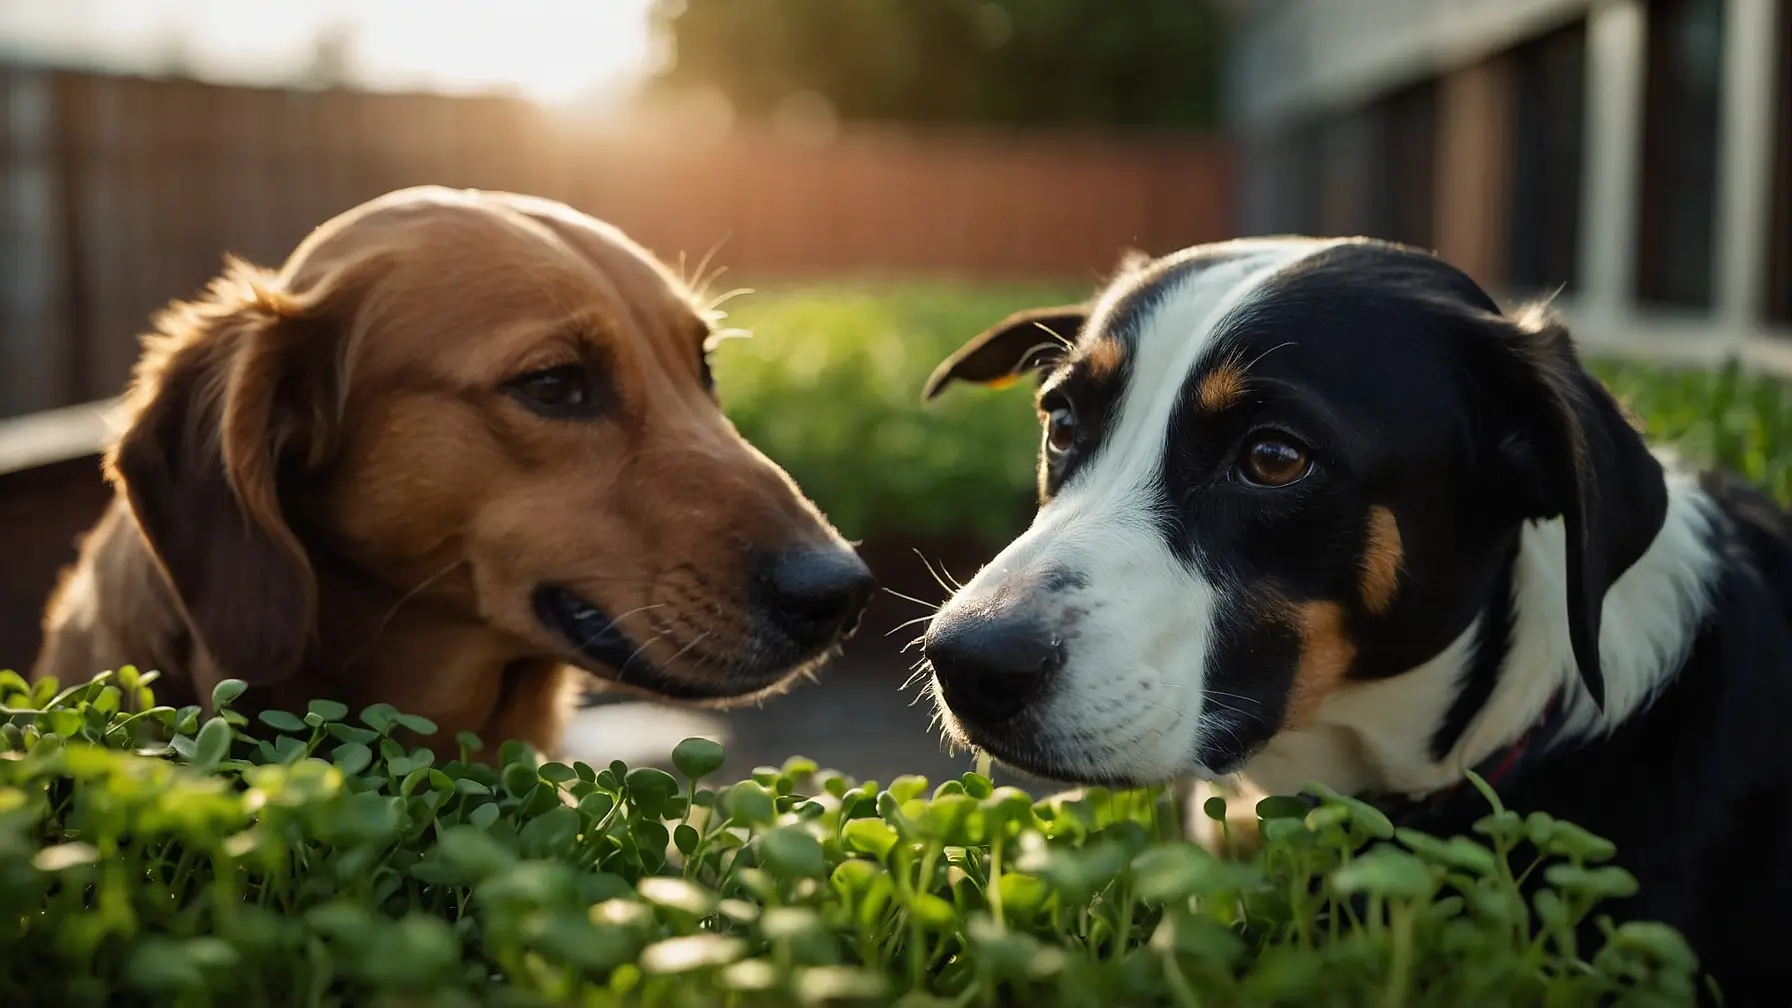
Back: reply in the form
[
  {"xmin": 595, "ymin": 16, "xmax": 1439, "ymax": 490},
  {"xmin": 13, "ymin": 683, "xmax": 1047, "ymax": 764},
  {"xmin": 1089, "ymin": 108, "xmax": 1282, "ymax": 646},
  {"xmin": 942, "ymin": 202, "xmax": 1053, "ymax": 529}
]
[
  {"xmin": 713, "ymin": 281, "xmax": 1080, "ymax": 544},
  {"xmin": 1591, "ymin": 358, "xmax": 1792, "ymax": 504},
  {"xmin": 649, "ymin": 0, "xmax": 1225, "ymax": 130}
]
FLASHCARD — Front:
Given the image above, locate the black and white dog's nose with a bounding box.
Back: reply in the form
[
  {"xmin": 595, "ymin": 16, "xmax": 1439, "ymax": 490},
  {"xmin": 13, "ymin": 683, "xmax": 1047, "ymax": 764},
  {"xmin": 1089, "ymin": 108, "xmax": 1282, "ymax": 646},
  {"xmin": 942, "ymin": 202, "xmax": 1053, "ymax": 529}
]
[{"xmin": 924, "ymin": 612, "xmax": 1063, "ymax": 725}]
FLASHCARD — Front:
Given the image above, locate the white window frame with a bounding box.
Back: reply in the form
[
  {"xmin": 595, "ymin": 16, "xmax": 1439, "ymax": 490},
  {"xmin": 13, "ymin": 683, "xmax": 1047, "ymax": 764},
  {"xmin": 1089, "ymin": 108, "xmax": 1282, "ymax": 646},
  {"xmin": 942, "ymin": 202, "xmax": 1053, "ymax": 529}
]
[{"xmin": 1538, "ymin": 0, "xmax": 1790, "ymax": 370}]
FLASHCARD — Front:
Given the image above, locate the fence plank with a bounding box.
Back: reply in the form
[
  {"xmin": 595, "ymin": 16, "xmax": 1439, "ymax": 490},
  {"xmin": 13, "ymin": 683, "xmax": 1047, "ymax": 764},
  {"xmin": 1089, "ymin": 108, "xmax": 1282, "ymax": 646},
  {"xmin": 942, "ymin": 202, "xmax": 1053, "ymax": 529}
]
[{"xmin": 0, "ymin": 70, "xmax": 1235, "ymax": 417}]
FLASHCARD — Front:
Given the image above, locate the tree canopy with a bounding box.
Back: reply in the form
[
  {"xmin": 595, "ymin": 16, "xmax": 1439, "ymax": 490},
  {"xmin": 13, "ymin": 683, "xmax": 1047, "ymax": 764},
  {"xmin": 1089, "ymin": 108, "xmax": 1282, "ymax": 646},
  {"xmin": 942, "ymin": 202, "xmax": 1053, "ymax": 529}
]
[{"xmin": 648, "ymin": 0, "xmax": 1224, "ymax": 130}]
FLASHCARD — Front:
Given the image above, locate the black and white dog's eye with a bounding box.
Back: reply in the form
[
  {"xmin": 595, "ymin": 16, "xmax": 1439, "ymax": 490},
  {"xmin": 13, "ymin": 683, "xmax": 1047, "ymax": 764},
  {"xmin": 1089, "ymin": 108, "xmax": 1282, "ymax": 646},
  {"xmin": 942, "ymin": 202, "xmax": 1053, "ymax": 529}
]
[
  {"xmin": 508, "ymin": 364, "xmax": 602, "ymax": 418},
  {"xmin": 1041, "ymin": 397, "xmax": 1078, "ymax": 453},
  {"xmin": 1237, "ymin": 436, "xmax": 1312, "ymax": 487}
]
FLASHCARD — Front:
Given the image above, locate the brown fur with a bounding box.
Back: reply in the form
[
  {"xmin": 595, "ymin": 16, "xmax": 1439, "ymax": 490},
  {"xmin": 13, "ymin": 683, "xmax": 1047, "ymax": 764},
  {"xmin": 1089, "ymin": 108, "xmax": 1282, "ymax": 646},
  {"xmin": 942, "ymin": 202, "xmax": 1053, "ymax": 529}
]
[
  {"xmin": 1195, "ymin": 358, "xmax": 1247, "ymax": 413},
  {"xmin": 32, "ymin": 186, "xmax": 852, "ymax": 760},
  {"xmin": 1360, "ymin": 506, "xmax": 1404, "ymax": 615},
  {"xmin": 1081, "ymin": 339, "xmax": 1125, "ymax": 383},
  {"xmin": 1284, "ymin": 600, "xmax": 1357, "ymax": 730}
]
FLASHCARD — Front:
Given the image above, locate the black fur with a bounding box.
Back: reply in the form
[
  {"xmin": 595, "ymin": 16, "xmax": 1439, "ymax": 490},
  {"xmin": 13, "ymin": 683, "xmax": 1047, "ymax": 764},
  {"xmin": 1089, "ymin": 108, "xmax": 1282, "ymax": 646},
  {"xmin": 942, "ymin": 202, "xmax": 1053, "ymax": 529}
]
[
  {"xmin": 1179, "ymin": 249, "xmax": 1792, "ymax": 996},
  {"xmin": 1428, "ymin": 537, "xmax": 1520, "ymax": 762},
  {"xmin": 1406, "ymin": 472, "xmax": 1792, "ymax": 1004}
]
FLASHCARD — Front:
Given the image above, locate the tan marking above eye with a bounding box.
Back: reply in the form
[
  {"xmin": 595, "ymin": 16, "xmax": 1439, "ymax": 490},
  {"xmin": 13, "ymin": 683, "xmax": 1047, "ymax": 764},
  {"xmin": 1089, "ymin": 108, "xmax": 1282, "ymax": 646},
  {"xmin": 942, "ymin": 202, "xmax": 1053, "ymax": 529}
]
[
  {"xmin": 1360, "ymin": 506, "xmax": 1404, "ymax": 615},
  {"xmin": 1082, "ymin": 338, "xmax": 1125, "ymax": 381},
  {"xmin": 1285, "ymin": 599, "xmax": 1356, "ymax": 730},
  {"xmin": 1196, "ymin": 361, "xmax": 1247, "ymax": 412}
]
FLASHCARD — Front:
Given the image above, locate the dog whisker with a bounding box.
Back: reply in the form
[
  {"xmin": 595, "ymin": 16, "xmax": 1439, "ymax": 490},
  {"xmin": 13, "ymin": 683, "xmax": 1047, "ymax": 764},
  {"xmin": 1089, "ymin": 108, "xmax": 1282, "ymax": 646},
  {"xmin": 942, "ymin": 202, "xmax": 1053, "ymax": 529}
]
[
  {"xmin": 912, "ymin": 550, "xmax": 970, "ymax": 595},
  {"xmin": 562, "ymin": 574, "xmax": 667, "ymax": 586},
  {"xmin": 1208, "ymin": 721, "xmax": 1248, "ymax": 759},
  {"xmin": 885, "ymin": 614, "xmax": 937, "ymax": 639},
  {"xmin": 1196, "ymin": 701, "xmax": 1256, "ymax": 755},
  {"xmin": 703, "ymin": 286, "xmax": 755, "ymax": 317},
  {"xmin": 574, "ymin": 602, "xmax": 668, "ymax": 654},
  {"xmin": 1240, "ymin": 339, "xmax": 1297, "ymax": 374},
  {"xmin": 334, "ymin": 558, "xmax": 469, "ymax": 672},
  {"xmin": 1201, "ymin": 687, "xmax": 1264, "ymax": 711},
  {"xmin": 660, "ymin": 630, "xmax": 711, "ymax": 670},
  {"xmin": 1200, "ymin": 695, "xmax": 1251, "ymax": 719},
  {"xmin": 1037, "ymin": 325, "xmax": 1075, "ymax": 350},
  {"xmin": 700, "ymin": 282, "xmax": 756, "ymax": 344},
  {"xmin": 881, "ymin": 586, "xmax": 942, "ymax": 611},
  {"xmin": 697, "ymin": 264, "xmax": 730, "ymax": 302},
  {"xmin": 1022, "ymin": 337, "xmax": 1070, "ymax": 365},
  {"xmin": 374, "ymin": 557, "xmax": 467, "ymax": 637},
  {"xmin": 614, "ymin": 631, "xmax": 669, "ymax": 680},
  {"xmin": 910, "ymin": 549, "xmax": 951, "ymax": 591},
  {"xmin": 685, "ymin": 234, "xmax": 733, "ymax": 302},
  {"xmin": 903, "ymin": 660, "xmax": 940, "ymax": 705},
  {"xmin": 1137, "ymin": 679, "xmax": 1264, "ymax": 714},
  {"xmin": 940, "ymin": 566, "xmax": 967, "ymax": 592}
]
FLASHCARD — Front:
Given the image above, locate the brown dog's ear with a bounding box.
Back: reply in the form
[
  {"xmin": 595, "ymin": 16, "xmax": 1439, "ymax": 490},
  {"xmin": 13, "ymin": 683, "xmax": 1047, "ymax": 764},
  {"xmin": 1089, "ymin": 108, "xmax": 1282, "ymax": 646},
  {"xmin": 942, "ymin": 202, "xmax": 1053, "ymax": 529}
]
[
  {"xmin": 921, "ymin": 305, "xmax": 1089, "ymax": 401},
  {"xmin": 1483, "ymin": 309, "xmax": 1668, "ymax": 711},
  {"xmin": 108, "ymin": 260, "xmax": 335, "ymax": 685}
]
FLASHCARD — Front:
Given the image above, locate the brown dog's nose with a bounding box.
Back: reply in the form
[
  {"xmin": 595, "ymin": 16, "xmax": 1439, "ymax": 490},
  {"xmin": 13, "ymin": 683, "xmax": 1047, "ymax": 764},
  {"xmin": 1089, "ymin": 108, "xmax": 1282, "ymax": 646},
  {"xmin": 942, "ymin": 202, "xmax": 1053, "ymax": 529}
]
[{"xmin": 765, "ymin": 548, "xmax": 875, "ymax": 646}]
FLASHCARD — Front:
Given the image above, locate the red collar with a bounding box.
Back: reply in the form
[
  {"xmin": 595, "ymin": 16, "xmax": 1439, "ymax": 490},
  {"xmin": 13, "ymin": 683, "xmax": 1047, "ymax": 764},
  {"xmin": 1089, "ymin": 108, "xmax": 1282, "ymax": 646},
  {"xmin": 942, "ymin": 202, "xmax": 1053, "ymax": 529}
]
[{"xmin": 1371, "ymin": 692, "xmax": 1568, "ymax": 824}]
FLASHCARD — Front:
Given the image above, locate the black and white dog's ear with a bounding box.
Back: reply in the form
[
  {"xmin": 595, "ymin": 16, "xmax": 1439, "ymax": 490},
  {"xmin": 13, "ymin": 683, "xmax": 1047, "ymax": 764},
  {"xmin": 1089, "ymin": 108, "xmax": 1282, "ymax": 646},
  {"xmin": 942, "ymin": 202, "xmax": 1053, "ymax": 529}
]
[
  {"xmin": 1480, "ymin": 309, "xmax": 1668, "ymax": 711},
  {"xmin": 921, "ymin": 305, "xmax": 1089, "ymax": 401}
]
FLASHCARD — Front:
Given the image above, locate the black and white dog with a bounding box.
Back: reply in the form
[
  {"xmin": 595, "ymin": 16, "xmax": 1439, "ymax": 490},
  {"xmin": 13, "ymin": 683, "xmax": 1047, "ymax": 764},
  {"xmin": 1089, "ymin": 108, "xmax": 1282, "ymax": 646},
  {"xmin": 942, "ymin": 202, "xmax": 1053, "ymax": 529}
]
[{"xmin": 919, "ymin": 237, "xmax": 1792, "ymax": 997}]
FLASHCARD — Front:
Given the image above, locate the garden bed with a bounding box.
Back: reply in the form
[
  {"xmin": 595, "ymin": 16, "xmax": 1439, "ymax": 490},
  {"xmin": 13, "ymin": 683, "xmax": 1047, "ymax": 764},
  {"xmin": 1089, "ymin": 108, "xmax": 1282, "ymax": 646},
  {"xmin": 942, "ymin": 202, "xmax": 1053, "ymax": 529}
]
[{"xmin": 1, "ymin": 670, "xmax": 1701, "ymax": 1005}]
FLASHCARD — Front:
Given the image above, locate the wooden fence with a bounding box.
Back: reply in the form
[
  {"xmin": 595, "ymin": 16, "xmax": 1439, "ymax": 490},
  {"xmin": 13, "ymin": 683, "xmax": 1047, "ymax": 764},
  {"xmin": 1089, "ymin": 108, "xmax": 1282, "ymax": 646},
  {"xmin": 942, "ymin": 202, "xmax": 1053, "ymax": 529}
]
[{"xmin": 0, "ymin": 67, "xmax": 1236, "ymax": 419}]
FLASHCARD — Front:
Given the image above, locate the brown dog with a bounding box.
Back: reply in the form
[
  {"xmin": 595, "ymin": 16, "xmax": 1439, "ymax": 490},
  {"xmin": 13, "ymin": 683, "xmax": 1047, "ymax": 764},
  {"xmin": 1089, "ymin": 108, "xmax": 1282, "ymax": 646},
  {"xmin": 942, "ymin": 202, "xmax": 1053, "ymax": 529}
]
[{"xmin": 32, "ymin": 186, "xmax": 872, "ymax": 758}]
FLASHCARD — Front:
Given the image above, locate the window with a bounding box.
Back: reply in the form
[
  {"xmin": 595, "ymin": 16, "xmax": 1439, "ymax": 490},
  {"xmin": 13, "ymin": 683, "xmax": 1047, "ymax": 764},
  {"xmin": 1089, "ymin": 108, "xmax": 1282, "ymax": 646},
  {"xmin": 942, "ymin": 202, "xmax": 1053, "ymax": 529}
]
[
  {"xmin": 1326, "ymin": 106, "xmax": 1376, "ymax": 236},
  {"xmin": 1262, "ymin": 119, "xmax": 1324, "ymax": 235},
  {"xmin": 1259, "ymin": 82, "xmax": 1436, "ymax": 245},
  {"xmin": 1507, "ymin": 19, "xmax": 1588, "ymax": 295},
  {"xmin": 1766, "ymin": 0, "xmax": 1792, "ymax": 324},
  {"xmin": 1634, "ymin": 0, "xmax": 1726, "ymax": 309},
  {"xmin": 1366, "ymin": 80, "xmax": 1439, "ymax": 250}
]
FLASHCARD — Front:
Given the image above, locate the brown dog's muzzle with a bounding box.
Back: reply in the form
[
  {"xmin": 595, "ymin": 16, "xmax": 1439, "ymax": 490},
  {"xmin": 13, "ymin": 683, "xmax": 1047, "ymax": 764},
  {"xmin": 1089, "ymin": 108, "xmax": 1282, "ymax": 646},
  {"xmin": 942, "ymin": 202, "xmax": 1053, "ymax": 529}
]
[
  {"xmin": 532, "ymin": 547, "xmax": 871, "ymax": 702},
  {"xmin": 530, "ymin": 427, "xmax": 874, "ymax": 703}
]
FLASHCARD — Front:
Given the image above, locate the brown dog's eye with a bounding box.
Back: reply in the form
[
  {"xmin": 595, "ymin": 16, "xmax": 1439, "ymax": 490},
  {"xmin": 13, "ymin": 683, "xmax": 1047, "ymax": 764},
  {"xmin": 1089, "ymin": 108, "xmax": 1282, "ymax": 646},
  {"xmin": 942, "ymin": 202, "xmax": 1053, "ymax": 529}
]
[
  {"xmin": 508, "ymin": 364, "xmax": 602, "ymax": 419},
  {"xmin": 1238, "ymin": 436, "xmax": 1311, "ymax": 487},
  {"xmin": 1040, "ymin": 396, "xmax": 1077, "ymax": 454}
]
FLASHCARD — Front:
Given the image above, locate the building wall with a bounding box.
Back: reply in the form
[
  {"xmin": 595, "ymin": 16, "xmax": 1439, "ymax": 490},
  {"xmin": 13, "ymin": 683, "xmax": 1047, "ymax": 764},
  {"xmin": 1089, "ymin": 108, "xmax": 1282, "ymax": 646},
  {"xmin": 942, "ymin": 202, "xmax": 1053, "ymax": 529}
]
[
  {"xmin": 1227, "ymin": 0, "xmax": 1589, "ymax": 133},
  {"xmin": 1228, "ymin": 0, "xmax": 1792, "ymax": 374}
]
